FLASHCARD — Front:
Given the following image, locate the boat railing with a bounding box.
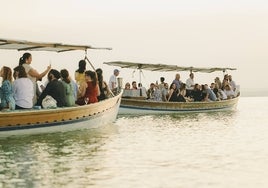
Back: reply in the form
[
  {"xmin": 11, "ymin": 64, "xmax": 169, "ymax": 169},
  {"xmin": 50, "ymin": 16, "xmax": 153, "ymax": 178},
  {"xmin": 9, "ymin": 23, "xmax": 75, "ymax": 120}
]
[{"xmin": 122, "ymin": 89, "xmax": 147, "ymax": 98}]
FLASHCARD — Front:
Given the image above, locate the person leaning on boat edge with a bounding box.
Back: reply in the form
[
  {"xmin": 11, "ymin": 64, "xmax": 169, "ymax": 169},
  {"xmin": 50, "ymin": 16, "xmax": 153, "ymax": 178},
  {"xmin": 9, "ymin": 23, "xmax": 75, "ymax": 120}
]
[
  {"xmin": 109, "ymin": 69, "xmax": 120, "ymax": 94},
  {"xmin": 96, "ymin": 68, "xmax": 111, "ymax": 101}
]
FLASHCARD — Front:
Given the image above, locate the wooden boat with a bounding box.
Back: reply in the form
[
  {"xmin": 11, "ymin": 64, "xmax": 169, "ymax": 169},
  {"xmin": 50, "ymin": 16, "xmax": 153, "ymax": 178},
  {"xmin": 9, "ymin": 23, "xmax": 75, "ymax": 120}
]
[
  {"xmin": 104, "ymin": 61, "xmax": 239, "ymax": 115},
  {"xmin": 0, "ymin": 38, "xmax": 122, "ymax": 137}
]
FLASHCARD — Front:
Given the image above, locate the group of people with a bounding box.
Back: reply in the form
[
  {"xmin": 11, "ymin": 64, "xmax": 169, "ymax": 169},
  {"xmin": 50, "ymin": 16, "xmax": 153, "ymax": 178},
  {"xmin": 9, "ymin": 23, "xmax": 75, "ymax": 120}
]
[
  {"xmin": 0, "ymin": 53, "xmax": 112, "ymax": 111},
  {"xmin": 123, "ymin": 72, "xmax": 238, "ymax": 103}
]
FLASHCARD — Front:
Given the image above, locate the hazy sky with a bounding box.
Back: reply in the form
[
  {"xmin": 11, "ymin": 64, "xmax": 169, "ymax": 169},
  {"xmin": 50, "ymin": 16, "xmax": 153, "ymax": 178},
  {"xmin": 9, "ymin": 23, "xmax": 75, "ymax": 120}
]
[{"xmin": 1, "ymin": 0, "xmax": 268, "ymax": 92}]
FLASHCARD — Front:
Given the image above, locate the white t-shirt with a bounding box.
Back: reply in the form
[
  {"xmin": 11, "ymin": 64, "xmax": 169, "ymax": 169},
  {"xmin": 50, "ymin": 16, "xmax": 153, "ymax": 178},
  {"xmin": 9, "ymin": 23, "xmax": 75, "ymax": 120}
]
[
  {"xmin": 23, "ymin": 64, "xmax": 36, "ymax": 83},
  {"xmin": 186, "ymin": 78, "xmax": 194, "ymax": 90},
  {"xmin": 23, "ymin": 63, "xmax": 37, "ymax": 104},
  {"xmin": 13, "ymin": 78, "xmax": 34, "ymax": 108},
  {"xmin": 109, "ymin": 74, "xmax": 117, "ymax": 90}
]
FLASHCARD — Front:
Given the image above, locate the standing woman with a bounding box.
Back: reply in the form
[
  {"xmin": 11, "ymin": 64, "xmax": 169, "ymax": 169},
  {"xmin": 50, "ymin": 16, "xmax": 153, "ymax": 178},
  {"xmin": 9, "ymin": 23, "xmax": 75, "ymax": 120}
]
[
  {"xmin": 76, "ymin": 70, "xmax": 100, "ymax": 105},
  {"xmin": 0, "ymin": 66, "xmax": 15, "ymax": 110},
  {"xmin": 13, "ymin": 65, "xmax": 34, "ymax": 109},
  {"xmin": 75, "ymin": 59, "xmax": 86, "ymax": 86},
  {"xmin": 19, "ymin": 52, "xmax": 51, "ymax": 105}
]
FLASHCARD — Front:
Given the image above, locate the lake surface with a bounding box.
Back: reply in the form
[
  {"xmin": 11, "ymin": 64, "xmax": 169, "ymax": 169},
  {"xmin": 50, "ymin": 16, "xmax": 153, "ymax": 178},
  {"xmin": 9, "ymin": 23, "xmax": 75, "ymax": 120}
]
[{"xmin": 0, "ymin": 97, "xmax": 268, "ymax": 188}]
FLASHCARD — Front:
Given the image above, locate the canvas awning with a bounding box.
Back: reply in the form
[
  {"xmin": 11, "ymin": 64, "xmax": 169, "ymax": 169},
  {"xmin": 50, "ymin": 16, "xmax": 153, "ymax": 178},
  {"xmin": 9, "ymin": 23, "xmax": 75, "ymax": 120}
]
[
  {"xmin": 104, "ymin": 61, "xmax": 236, "ymax": 73},
  {"xmin": 0, "ymin": 38, "xmax": 112, "ymax": 52}
]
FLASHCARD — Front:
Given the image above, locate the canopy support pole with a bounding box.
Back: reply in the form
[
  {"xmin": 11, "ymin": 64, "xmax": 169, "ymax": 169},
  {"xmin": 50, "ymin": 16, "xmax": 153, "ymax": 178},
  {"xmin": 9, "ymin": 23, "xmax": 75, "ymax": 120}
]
[
  {"xmin": 139, "ymin": 69, "xmax": 142, "ymax": 96},
  {"xmin": 84, "ymin": 53, "xmax": 96, "ymax": 71}
]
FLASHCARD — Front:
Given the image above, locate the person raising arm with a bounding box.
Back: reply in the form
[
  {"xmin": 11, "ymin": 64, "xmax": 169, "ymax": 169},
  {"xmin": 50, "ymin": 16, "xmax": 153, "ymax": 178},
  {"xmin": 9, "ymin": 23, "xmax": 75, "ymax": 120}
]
[{"xmin": 19, "ymin": 52, "xmax": 51, "ymax": 104}]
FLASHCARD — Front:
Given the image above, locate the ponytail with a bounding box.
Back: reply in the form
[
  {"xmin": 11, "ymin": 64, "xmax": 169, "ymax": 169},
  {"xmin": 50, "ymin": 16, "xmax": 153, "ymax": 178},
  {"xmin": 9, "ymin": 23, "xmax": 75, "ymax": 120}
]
[{"xmin": 19, "ymin": 52, "xmax": 31, "ymax": 66}]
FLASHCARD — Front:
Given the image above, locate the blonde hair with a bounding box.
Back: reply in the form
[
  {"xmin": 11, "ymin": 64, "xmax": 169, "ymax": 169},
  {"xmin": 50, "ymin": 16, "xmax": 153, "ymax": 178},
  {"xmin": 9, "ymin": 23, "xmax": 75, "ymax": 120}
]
[{"xmin": 1, "ymin": 66, "xmax": 12, "ymax": 83}]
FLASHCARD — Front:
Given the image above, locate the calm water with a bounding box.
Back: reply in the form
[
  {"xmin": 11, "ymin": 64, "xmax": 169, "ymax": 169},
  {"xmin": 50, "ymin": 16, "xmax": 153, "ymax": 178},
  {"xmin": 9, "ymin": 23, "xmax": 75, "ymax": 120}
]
[{"xmin": 0, "ymin": 97, "xmax": 268, "ymax": 188}]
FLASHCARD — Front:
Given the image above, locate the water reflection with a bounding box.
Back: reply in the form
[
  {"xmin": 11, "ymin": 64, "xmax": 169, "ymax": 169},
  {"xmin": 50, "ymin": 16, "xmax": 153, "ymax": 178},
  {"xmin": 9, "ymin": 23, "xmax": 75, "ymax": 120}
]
[
  {"xmin": 0, "ymin": 124, "xmax": 118, "ymax": 187},
  {"xmin": 1, "ymin": 99, "xmax": 268, "ymax": 188}
]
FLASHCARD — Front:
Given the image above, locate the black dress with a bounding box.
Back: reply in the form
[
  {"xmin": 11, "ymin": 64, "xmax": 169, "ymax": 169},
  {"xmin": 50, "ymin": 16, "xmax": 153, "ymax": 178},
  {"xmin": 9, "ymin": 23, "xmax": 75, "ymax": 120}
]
[
  {"xmin": 192, "ymin": 89, "xmax": 202, "ymax": 101},
  {"xmin": 169, "ymin": 89, "xmax": 179, "ymax": 102}
]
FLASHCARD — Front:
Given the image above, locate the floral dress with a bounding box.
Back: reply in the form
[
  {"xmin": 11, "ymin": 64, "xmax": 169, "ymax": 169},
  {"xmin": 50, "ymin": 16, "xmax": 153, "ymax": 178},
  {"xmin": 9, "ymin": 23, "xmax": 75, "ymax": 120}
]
[{"xmin": 0, "ymin": 80, "xmax": 15, "ymax": 110}]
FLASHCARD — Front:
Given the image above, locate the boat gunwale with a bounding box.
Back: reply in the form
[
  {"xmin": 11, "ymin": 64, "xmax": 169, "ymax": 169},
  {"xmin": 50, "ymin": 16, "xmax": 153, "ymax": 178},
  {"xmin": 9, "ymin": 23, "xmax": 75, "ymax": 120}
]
[
  {"xmin": 121, "ymin": 96, "xmax": 239, "ymax": 105},
  {"xmin": 0, "ymin": 99, "xmax": 111, "ymax": 116},
  {"xmin": 119, "ymin": 96, "xmax": 239, "ymax": 113},
  {"xmin": 0, "ymin": 90, "xmax": 123, "ymax": 128}
]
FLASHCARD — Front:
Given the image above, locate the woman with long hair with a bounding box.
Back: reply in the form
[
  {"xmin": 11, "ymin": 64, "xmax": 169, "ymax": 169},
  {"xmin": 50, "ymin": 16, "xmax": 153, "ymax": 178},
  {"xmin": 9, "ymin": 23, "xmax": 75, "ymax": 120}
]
[
  {"xmin": 60, "ymin": 69, "xmax": 75, "ymax": 107},
  {"xmin": 0, "ymin": 66, "xmax": 15, "ymax": 110},
  {"xmin": 75, "ymin": 59, "xmax": 86, "ymax": 86},
  {"xmin": 19, "ymin": 52, "xmax": 51, "ymax": 104},
  {"xmin": 96, "ymin": 68, "xmax": 110, "ymax": 101},
  {"xmin": 76, "ymin": 70, "xmax": 100, "ymax": 105},
  {"xmin": 13, "ymin": 65, "xmax": 34, "ymax": 109},
  {"xmin": 167, "ymin": 83, "xmax": 179, "ymax": 102}
]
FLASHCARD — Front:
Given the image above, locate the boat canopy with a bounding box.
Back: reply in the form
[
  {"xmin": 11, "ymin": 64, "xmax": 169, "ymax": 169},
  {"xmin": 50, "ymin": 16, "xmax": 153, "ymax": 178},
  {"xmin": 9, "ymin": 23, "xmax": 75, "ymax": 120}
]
[
  {"xmin": 104, "ymin": 61, "xmax": 236, "ymax": 73},
  {"xmin": 0, "ymin": 38, "xmax": 112, "ymax": 52}
]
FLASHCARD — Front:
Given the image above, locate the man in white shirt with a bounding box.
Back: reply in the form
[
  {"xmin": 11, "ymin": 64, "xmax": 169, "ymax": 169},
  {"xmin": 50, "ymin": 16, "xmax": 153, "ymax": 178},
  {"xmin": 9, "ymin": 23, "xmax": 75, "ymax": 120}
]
[
  {"xmin": 109, "ymin": 69, "xmax": 120, "ymax": 92},
  {"xmin": 186, "ymin": 73, "xmax": 195, "ymax": 97}
]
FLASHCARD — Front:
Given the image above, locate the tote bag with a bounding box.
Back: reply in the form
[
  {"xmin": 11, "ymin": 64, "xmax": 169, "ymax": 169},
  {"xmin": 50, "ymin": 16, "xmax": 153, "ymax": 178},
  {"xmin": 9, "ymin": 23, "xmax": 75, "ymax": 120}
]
[{"xmin": 42, "ymin": 95, "xmax": 57, "ymax": 109}]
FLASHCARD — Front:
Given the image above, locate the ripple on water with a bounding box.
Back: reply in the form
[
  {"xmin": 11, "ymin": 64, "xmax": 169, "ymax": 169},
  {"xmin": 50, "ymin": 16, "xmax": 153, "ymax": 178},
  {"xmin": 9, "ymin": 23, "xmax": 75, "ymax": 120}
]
[{"xmin": 1, "ymin": 98, "xmax": 268, "ymax": 187}]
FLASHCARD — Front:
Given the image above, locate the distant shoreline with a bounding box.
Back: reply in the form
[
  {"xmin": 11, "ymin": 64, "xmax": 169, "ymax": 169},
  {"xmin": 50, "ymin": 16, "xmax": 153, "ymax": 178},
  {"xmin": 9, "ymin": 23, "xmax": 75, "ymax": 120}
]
[{"xmin": 240, "ymin": 88, "xmax": 268, "ymax": 97}]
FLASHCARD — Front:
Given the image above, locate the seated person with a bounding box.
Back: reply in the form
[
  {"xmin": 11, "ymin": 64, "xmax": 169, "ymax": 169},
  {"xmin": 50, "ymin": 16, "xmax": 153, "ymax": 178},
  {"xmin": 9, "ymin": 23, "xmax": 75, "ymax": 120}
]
[
  {"xmin": 96, "ymin": 68, "xmax": 110, "ymax": 101},
  {"xmin": 205, "ymin": 84, "xmax": 217, "ymax": 101},
  {"xmin": 13, "ymin": 65, "xmax": 34, "ymax": 109},
  {"xmin": 161, "ymin": 83, "xmax": 169, "ymax": 101},
  {"xmin": 228, "ymin": 75, "xmax": 236, "ymax": 91},
  {"xmin": 131, "ymin": 81, "xmax": 138, "ymax": 90},
  {"xmin": 0, "ymin": 66, "xmax": 15, "ymax": 110},
  {"xmin": 124, "ymin": 82, "xmax": 131, "ymax": 90},
  {"xmin": 201, "ymin": 84, "xmax": 209, "ymax": 101},
  {"xmin": 151, "ymin": 85, "xmax": 162, "ymax": 101},
  {"xmin": 147, "ymin": 83, "xmax": 155, "ymax": 99},
  {"xmin": 218, "ymin": 88, "xmax": 227, "ymax": 100},
  {"xmin": 60, "ymin": 69, "xmax": 76, "ymax": 107},
  {"xmin": 191, "ymin": 84, "xmax": 202, "ymax": 102},
  {"xmin": 36, "ymin": 69, "xmax": 66, "ymax": 108},
  {"xmin": 76, "ymin": 70, "xmax": 100, "ymax": 105},
  {"xmin": 178, "ymin": 83, "xmax": 191, "ymax": 102},
  {"xmin": 123, "ymin": 82, "xmax": 132, "ymax": 97},
  {"xmin": 167, "ymin": 83, "xmax": 179, "ymax": 102},
  {"xmin": 210, "ymin": 83, "xmax": 218, "ymax": 96},
  {"xmin": 138, "ymin": 83, "xmax": 147, "ymax": 97},
  {"xmin": 214, "ymin": 77, "xmax": 222, "ymax": 90},
  {"xmin": 224, "ymin": 84, "xmax": 235, "ymax": 99}
]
